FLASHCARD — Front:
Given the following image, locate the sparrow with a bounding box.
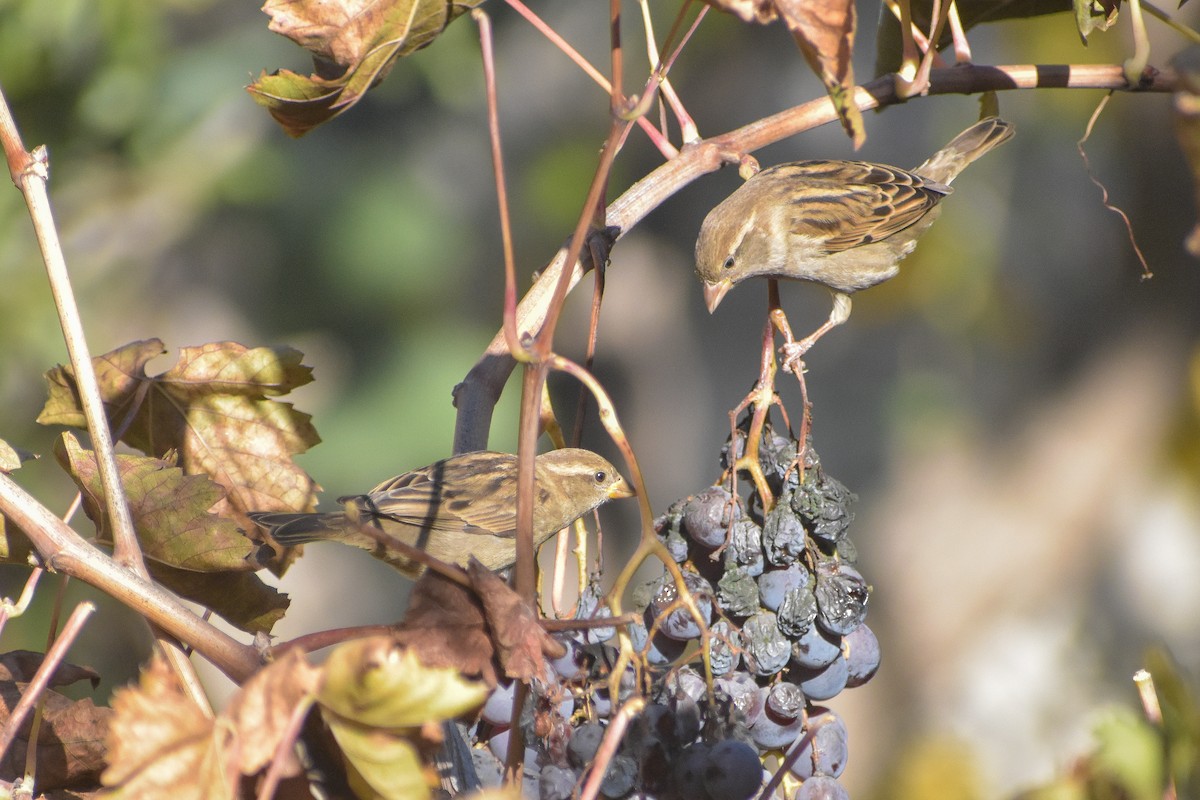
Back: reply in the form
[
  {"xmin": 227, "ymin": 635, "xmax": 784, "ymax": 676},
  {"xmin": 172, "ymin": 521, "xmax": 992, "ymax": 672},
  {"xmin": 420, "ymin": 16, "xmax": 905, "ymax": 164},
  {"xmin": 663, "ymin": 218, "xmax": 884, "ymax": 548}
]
[
  {"xmin": 248, "ymin": 448, "xmax": 634, "ymax": 577},
  {"xmin": 695, "ymin": 116, "xmax": 1014, "ymax": 357}
]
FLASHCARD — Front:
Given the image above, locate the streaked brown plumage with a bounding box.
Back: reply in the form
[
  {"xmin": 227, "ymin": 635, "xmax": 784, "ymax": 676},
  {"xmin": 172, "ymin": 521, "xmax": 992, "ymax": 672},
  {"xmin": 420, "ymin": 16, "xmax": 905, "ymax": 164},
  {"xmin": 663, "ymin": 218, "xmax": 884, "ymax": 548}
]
[
  {"xmin": 248, "ymin": 449, "xmax": 633, "ymax": 577},
  {"xmin": 696, "ymin": 117, "xmax": 1014, "ymax": 355}
]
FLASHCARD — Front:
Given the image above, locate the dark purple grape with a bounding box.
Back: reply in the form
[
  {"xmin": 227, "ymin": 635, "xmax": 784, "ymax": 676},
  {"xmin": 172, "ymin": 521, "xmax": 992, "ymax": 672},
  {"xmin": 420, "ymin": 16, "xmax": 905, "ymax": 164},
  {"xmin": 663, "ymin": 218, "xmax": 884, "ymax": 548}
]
[
  {"xmin": 487, "ymin": 727, "xmax": 538, "ymax": 766},
  {"xmin": 750, "ymin": 700, "xmax": 804, "ymax": 749},
  {"xmin": 540, "ymin": 764, "xmax": 579, "ymax": 800},
  {"xmin": 765, "ymin": 681, "xmax": 806, "ymax": 722},
  {"xmin": 718, "ymin": 567, "xmax": 761, "ymax": 618},
  {"xmin": 843, "ymin": 623, "xmax": 880, "ymax": 687},
  {"xmin": 796, "ymin": 655, "xmax": 848, "ymax": 702},
  {"xmin": 568, "ymin": 722, "xmax": 606, "ymax": 768},
  {"xmin": 599, "ymin": 753, "xmax": 637, "ymax": 798},
  {"xmin": 651, "ymin": 571, "xmax": 714, "ymax": 641},
  {"xmin": 741, "ymin": 612, "xmax": 791, "ymax": 676},
  {"xmin": 664, "ymin": 526, "xmax": 689, "ymax": 562},
  {"xmin": 762, "ymin": 500, "xmax": 808, "ymax": 567},
  {"xmin": 703, "ymin": 740, "xmax": 764, "ymax": 800},
  {"xmin": 813, "ymin": 561, "xmax": 868, "ymax": 637},
  {"xmin": 681, "ymin": 486, "xmax": 741, "ymax": 548},
  {"xmin": 481, "ymin": 680, "xmax": 516, "ymax": 725},
  {"xmin": 716, "ymin": 672, "xmax": 765, "ymax": 727},
  {"xmin": 791, "ymin": 469, "xmax": 855, "ymax": 545},
  {"xmin": 577, "ymin": 584, "xmax": 617, "ymax": 644},
  {"xmin": 791, "ymin": 625, "xmax": 842, "ymax": 670},
  {"xmin": 788, "ymin": 709, "xmax": 848, "ymax": 780},
  {"xmin": 758, "ymin": 565, "xmax": 810, "ymax": 612},
  {"xmin": 723, "ymin": 518, "xmax": 765, "ymax": 577},
  {"xmin": 672, "ymin": 742, "xmax": 712, "ymax": 799},
  {"xmin": 794, "ymin": 775, "xmax": 849, "ymax": 799},
  {"xmin": 634, "ymin": 617, "xmax": 688, "ymax": 666},
  {"xmin": 708, "ymin": 620, "xmax": 742, "ymax": 676},
  {"xmin": 777, "ymin": 581, "xmax": 818, "ymax": 638}
]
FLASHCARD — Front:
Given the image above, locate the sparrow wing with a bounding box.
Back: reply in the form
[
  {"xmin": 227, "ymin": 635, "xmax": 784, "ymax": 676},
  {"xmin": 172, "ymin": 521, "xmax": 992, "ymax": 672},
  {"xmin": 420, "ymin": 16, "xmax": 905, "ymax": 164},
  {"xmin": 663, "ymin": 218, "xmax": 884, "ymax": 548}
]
[
  {"xmin": 346, "ymin": 451, "xmax": 522, "ymax": 537},
  {"xmin": 764, "ymin": 161, "xmax": 951, "ymax": 254}
]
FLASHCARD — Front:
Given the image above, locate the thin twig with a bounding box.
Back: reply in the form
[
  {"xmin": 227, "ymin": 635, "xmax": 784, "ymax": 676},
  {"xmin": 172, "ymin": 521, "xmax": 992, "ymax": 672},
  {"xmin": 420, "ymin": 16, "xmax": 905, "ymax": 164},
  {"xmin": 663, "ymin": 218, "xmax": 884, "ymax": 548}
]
[{"xmin": 0, "ymin": 86, "xmax": 143, "ymax": 575}]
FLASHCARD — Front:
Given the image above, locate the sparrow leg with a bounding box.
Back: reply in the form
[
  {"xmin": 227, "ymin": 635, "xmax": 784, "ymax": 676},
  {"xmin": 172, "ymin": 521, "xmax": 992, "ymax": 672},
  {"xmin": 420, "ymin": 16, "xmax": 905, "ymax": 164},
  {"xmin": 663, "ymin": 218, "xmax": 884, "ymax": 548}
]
[{"xmin": 778, "ymin": 291, "xmax": 852, "ymax": 372}]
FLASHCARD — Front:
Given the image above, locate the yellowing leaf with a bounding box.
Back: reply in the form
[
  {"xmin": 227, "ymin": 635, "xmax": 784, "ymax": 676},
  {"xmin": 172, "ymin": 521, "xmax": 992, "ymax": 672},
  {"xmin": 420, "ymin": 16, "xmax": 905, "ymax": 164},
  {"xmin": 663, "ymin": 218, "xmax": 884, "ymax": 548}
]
[
  {"xmin": 101, "ymin": 657, "xmax": 235, "ymax": 800},
  {"xmin": 249, "ymin": 0, "xmax": 485, "ymax": 137},
  {"xmin": 39, "ymin": 340, "xmax": 320, "ymax": 574},
  {"xmin": 317, "ymin": 638, "xmax": 487, "ymax": 730},
  {"xmin": 55, "ymin": 433, "xmax": 261, "ymax": 573},
  {"xmin": 225, "ymin": 648, "xmax": 320, "ymax": 775},
  {"xmin": 325, "ymin": 718, "xmax": 429, "ymax": 800}
]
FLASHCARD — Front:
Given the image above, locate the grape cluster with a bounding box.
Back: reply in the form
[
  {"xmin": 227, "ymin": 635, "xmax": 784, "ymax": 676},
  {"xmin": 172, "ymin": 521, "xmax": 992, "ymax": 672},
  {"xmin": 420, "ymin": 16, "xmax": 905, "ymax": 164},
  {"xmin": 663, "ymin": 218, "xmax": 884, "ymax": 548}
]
[{"xmin": 468, "ymin": 423, "xmax": 877, "ymax": 799}]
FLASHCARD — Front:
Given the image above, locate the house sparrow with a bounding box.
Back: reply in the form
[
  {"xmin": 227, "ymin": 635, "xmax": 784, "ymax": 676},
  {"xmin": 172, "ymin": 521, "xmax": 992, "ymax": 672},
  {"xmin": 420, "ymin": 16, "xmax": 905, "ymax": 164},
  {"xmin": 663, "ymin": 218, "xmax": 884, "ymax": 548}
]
[
  {"xmin": 696, "ymin": 116, "xmax": 1014, "ymax": 358},
  {"xmin": 249, "ymin": 448, "xmax": 633, "ymax": 577}
]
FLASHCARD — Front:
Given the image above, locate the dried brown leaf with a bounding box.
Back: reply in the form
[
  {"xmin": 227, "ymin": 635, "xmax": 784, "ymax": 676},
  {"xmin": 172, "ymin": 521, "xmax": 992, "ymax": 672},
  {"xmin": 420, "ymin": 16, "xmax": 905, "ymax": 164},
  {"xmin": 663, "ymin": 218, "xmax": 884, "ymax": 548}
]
[
  {"xmin": 225, "ymin": 648, "xmax": 319, "ymax": 775},
  {"xmin": 0, "ymin": 681, "xmax": 109, "ymax": 790},
  {"xmin": 101, "ymin": 657, "xmax": 234, "ymax": 800},
  {"xmin": 248, "ymin": 0, "xmax": 484, "ymax": 137},
  {"xmin": 0, "ymin": 651, "xmax": 100, "ymax": 689},
  {"xmin": 466, "ymin": 560, "xmax": 565, "ymax": 683},
  {"xmin": 394, "ymin": 573, "xmax": 498, "ymax": 686},
  {"xmin": 39, "ymin": 340, "xmax": 320, "ymax": 574},
  {"xmin": 774, "ymin": 0, "xmax": 866, "ymax": 148}
]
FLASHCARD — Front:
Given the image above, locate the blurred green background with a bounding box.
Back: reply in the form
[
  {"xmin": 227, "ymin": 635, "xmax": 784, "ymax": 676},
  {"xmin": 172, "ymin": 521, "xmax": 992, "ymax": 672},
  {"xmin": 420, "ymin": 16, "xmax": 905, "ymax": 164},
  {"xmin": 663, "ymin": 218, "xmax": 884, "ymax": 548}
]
[{"xmin": 1, "ymin": 0, "xmax": 1199, "ymax": 797}]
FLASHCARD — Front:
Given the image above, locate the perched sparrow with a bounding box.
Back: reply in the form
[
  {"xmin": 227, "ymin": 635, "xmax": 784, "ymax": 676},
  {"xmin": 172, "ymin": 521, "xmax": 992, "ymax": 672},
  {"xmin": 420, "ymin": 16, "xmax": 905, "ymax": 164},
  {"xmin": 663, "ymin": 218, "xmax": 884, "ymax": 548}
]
[
  {"xmin": 249, "ymin": 449, "xmax": 633, "ymax": 577},
  {"xmin": 696, "ymin": 117, "xmax": 1014, "ymax": 356}
]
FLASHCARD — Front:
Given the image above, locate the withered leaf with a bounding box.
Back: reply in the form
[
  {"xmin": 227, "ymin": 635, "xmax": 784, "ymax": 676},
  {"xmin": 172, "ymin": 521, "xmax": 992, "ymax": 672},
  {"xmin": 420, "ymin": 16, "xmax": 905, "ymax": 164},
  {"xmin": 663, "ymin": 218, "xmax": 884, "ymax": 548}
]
[
  {"xmin": 0, "ymin": 650, "xmax": 100, "ymax": 689},
  {"xmin": 316, "ymin": 637, "xmax": 486, "ymax": 800},
  {"xmin": 148, "ymin": 562, "xmax": 289, "ymax": 635},
  {"xmin": 317, "ymin": 637, "xmax": 486, "ymax": 730},
  {"xmin": 55, "ymin": 434, "xmax": 261, "ymax": 573},
  {"xmin": 224, "ymin": 648, "xmax": 319, "ymax": 775},
  {"xmin": 466, "ymin": 559, "xmax": 565, "ymax": 683},
  {"xmin": 39, "ymin": 340, "xmax": 320, "ymax": 574},
  {"xmin": 0, "ymin": 680, "xmax": 109, "ymax": 790},
  {"xmin": 248, "ymin": 0, "xmax": 485, "ymax": 137},
  {"xmin": 775, "ymin": 0, "xmax": 865, "ymax": 148},
  {"xmin": 393, "ymin": 573, "xmax": 497, "ymax": 686},
  {"xmin": 101, "ymin": 657, "xmax": 234, "ymax": 800}
]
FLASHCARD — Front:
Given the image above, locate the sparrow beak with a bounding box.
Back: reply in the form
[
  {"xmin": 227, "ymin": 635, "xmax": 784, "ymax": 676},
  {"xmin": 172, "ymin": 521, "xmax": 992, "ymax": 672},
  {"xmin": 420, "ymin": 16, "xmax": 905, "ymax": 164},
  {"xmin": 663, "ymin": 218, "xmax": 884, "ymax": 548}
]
[
  {"xmin": 607, "ymin": 477, "xmax": 636, "ymax": 499},
  {"xmin": 703, "ymin": 280, "xmax": 732, "ymax": 313}
]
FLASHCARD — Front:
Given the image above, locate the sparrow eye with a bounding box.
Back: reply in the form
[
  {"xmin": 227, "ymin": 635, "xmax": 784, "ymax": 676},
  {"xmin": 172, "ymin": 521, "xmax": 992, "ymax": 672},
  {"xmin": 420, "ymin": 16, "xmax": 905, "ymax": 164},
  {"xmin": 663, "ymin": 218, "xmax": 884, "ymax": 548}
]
[
  {"xmin": 723, "ymin": 256, "xmax": 736, "ymax": 270},
  {"xmin": 594, "ymin": 471, "xmax": 607, "ymax": 483}
]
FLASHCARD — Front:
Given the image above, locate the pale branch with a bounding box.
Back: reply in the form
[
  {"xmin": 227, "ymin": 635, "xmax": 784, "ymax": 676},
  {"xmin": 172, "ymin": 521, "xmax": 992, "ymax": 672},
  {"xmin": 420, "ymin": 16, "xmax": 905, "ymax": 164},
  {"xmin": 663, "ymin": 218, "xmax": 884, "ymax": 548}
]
[
  {"xmin": 451, "ymin": 63, "xmax": 1178, "ymax": 453},
  {"xmin": 0, "ymin": 473, "xmax": 263, "ymax": 683}
]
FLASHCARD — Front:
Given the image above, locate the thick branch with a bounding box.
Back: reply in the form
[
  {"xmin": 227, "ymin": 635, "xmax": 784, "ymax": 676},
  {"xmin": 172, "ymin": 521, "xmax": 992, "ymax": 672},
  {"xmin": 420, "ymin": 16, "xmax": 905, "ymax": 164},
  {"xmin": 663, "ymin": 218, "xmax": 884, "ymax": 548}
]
[
  {"xmin": 452, "ymin": 63, "xmax": 1177, "ymax": 452},
  {"xmin": 0, "ymin": 473, "xmax": 262, "ymax": 683}
]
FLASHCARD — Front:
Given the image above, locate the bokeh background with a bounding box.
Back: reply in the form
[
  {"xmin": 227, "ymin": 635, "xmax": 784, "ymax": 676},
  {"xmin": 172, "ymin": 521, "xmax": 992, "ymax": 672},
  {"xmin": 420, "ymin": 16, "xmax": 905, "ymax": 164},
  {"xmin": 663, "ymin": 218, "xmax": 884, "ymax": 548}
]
[{"xmin": 1, "ymin": 1, "xmax": 1198, "ymax": 796}]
